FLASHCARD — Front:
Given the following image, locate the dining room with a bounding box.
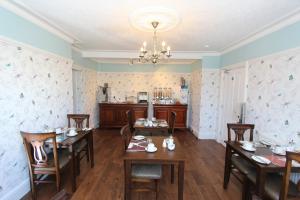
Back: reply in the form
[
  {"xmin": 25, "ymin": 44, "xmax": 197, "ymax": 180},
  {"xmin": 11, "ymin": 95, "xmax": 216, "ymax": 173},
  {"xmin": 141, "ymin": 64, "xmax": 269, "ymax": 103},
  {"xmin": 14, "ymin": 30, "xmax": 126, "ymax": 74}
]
[{"xmin": 1, "ymin": 0, "xmax": 300, "ymax": 200}]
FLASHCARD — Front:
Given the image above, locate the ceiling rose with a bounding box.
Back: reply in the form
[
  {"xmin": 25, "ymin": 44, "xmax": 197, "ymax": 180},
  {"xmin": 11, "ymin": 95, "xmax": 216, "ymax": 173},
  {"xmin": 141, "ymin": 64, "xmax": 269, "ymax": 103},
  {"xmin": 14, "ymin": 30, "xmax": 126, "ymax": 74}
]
[{"xmin": 129, "ymin": 7, "xmax": 180, "ymax": 32}]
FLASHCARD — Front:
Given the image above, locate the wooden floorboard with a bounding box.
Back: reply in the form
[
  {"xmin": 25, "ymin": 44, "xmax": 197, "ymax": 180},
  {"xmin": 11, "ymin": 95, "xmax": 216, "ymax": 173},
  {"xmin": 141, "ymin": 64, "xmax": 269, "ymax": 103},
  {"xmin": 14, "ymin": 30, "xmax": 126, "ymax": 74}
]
[{"xmin": 22, "ymin": 129, "xmax": 242, "ymax": 200}]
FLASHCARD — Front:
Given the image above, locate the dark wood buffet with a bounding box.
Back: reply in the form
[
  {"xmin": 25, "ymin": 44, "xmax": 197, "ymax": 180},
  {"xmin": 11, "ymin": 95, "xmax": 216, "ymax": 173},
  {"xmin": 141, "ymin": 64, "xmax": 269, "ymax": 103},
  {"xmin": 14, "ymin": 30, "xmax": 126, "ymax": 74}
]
[
  {"xmin": 153, "ymin": 104, "xmax": 187, "ymax": 128},
  {"xmin": 99, "ymin": 103, "xmax": 187, "ymax": 129},
  {"xmin": 99, "ymin": 103, "xmax": 148, "ymax": 128}
]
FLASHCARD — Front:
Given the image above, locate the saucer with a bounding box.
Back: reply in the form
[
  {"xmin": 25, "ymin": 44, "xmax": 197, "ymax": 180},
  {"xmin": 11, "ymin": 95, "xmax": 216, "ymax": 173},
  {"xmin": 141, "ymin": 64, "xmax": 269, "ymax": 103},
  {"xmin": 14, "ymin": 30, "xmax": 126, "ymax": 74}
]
[
  {"xmin": 67, "ymin": 132, "xmax": 78, "ymax": 137},
  {"xmin": 241, "ymin": 145, "xmax": 256, "ymax": 152},
  {"xmin": 133, "ymin": 135, "xmax": 145, "ymax": 140},
  {"xmin": 145, "ymin": 147, "xmax": 157, "ymax": 153}
]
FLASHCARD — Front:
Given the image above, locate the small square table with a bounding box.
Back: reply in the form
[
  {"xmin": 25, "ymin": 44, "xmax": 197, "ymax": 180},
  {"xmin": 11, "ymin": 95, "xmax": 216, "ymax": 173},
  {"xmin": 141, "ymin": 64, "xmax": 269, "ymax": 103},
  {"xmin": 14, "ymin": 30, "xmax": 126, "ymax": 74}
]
[{"xmin": 123, "ymin": 136, "xmax": 185, "ymax": 200}]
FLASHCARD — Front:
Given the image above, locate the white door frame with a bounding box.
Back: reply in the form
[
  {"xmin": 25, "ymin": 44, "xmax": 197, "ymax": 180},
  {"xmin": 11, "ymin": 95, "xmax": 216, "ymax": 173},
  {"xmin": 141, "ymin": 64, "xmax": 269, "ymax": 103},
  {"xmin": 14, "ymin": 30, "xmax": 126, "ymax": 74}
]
[{"xmin": 216, "ymin": 61, "xmax": 249, "ymax": 145}]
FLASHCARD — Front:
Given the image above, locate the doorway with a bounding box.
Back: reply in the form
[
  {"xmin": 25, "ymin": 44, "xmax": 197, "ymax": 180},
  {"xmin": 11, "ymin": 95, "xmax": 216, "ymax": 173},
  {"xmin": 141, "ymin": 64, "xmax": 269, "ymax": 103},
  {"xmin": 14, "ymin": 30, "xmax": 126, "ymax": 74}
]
[{"xmin": 217, "ymin": 63, "xmax": 248, "ymax": 144}]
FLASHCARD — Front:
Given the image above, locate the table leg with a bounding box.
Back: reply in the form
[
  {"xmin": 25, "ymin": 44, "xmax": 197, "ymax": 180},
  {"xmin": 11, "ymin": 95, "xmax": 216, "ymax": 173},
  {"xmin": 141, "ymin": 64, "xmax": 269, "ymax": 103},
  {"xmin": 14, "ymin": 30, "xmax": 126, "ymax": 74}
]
[
  {"xmin": 223, "ymin": 143, "xmax": 232, "ymax": 189},
  {"xmin": 256, "ymin": 168, "xmax": 266, "ymax": 198},
  {"xmin": 70, "ymin": 146, "xmax": 76, "ymax": 192},
  {"xmin": 124, "ymin": 160, "xmax": 131, "ymax": 200},
  {"xmin": 89, "ymin": 131, "xmax": 94, "ymax": 168},
  {"xmin": 171, "ymin": 164, "xmax": 175, "ymax": 184},
  {"xmin": 178, "ymin": 161, "xmax": 184, "ymax": 200}
]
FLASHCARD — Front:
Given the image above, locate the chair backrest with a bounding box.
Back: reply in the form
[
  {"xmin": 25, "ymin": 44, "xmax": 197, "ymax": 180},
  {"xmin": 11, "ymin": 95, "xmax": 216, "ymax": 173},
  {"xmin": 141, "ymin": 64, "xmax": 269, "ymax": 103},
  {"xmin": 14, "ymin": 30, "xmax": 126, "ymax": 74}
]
[
  {"xmin": 20, "ymin": 131, "xmax": 59, "ymax": 173},
  {"xmin": 169, "ymin": 111, "xmax": 177, "ymax": 134},
  {"xmin": 126, "ymin": 110, "xmax": 134, "ymax": 132},
  {"xmin": 281, "ymin": 151, "xmax": 300, "ymax": 200},
  {"xmin": 120, "ymin": 124, "xmax": 132, "ymax": 152},
  {"xmin": 227, "ymin": 123, "xmax": 254, "ymax": 142},
  {"xmin": 67, "ymin": 114, "xmax": 90, "ymax": 128}
]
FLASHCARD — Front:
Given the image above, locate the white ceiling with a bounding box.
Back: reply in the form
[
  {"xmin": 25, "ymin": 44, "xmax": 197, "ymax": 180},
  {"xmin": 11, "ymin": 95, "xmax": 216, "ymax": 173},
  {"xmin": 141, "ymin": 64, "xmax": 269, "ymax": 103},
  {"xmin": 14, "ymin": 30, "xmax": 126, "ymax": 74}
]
[{"xmin": 8, "ymin": 0, "xmax": 300, "ymax": 55}]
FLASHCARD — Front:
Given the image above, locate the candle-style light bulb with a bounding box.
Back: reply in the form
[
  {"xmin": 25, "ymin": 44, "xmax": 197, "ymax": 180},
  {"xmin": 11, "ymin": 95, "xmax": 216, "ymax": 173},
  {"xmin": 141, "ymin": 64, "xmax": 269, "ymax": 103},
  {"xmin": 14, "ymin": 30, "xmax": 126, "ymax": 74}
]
[
  {"xmin": 143, "ymin": 41, "xmax": 147, "ymax": 47},
  {"xmin": 162, "ymin": 41, "xmax": 166, "ymax": 47},
  {"xmin": 140, "ymin": 47, "xmax": 144, "ymax": 52},
  {"xmin": 167, "ymin": 46, "xmax": 171, "ymax": 51}
]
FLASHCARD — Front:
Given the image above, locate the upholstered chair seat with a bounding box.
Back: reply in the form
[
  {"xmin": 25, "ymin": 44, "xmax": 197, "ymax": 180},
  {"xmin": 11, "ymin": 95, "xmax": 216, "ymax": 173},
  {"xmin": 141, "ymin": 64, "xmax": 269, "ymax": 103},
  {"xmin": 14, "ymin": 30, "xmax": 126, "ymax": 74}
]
[
  {"xmin": 247, "ymin": 170, "xmax": 300, "ymax": 200},
  {"xmin": 131, "ymin": 164, "xmax": 162, "ymax": 179},
  {"xmin": 33, "ymin": 149, "xmax": 71, "ymax": 172}
]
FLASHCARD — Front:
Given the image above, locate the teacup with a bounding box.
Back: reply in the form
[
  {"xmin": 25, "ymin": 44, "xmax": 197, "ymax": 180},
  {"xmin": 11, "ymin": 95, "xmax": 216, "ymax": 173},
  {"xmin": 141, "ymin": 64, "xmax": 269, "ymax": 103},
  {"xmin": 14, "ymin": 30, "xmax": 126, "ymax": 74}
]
[
  {"xmin": 274, "ymin": 146, "xmax": 286, "ymax": 154},
  {"xmin": 55, "ymin": 128, "xmax": 63, "ymax": 134},
  {"xmin": 69, "ymin": 129, "xmax": 76, "ymax": 136},
  {"xmin": 167, "ymin": 138, "xmax": 174, "ymax": 146},
  {"xmin": 147, "ymin": 143, "xmax": 155, "ymax": 151}
]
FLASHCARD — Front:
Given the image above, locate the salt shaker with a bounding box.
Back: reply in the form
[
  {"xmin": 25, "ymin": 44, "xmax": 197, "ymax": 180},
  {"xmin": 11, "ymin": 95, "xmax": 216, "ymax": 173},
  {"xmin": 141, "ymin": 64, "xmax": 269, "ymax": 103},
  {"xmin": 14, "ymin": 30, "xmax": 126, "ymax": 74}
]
[{"xmin": 162, "ymin": 139, "xmax": 167, "ymax": 148}]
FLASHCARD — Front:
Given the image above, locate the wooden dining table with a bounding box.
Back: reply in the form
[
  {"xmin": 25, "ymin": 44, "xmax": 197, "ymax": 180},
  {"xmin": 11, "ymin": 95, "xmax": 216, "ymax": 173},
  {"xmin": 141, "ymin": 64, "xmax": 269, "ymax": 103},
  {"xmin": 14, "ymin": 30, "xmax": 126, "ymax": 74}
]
[
  {"xmin": 123, "ymin": 136, "xmax": 185, "ymax": 200},
  {"xmin": 223, "ymin": 141, "xmax": 300, "ymax": 197},
  {"xmin": 48, "ymin": 129, "xmax": 94, "ymax": 192},
  {"xmin": 134, "ymin": 119, "xmax": 169, "ymax": 134}
]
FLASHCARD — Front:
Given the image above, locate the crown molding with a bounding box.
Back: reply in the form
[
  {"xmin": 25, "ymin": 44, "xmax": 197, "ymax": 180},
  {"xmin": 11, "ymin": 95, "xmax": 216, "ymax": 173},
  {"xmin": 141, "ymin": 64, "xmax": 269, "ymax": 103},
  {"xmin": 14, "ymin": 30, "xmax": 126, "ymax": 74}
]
[
  {"xmin": 81, "ymin": 50, "xmax": 220, "ymax": 59},
  {"xmin": 1, "ymin": 0, "xmax": 77, "ymax": 43},
  {"xmin": 221, "ymin": 7, "xmax": 300, "ymax": 54}
]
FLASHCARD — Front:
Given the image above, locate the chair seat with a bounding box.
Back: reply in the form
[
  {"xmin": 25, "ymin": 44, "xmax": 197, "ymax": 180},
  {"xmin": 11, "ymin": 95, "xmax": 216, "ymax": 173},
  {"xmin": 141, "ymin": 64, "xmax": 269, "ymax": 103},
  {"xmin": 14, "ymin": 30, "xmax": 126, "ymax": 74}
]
[
  {"xmin": 231, "ymin": 155, "xmax": 254, "ymax": 175},
  {"xmin": 131, "ymin": 164, "xmax": 162, "ymax": 179},
  {"xmin": 247, "ymin": 170, "xmax": 300, "ymax": 200},
  {"xmin": 34, "ymin": 149, "xmax": 71, "ymax": 172},
  {"xmin": 75, "ymin": 139, "xmax": 88, "ymax": 153}
]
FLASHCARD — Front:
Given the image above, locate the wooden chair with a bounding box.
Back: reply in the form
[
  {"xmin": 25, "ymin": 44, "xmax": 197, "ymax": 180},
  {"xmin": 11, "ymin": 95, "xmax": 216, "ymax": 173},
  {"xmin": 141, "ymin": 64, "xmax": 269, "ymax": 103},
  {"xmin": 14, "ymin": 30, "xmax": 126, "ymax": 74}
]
[
  {"xmin": 168, "ymin": 111, "xmax": 176, "ymax": 135},
  {"xmin": 50, "ymin": 189, "xmax": 72, "ymax": 200},
  {"xmin": 227, "ymin": 123, "xmax": 255, "ymax": 200},
  {"xmin": 245, "ymin": 151, "xmax": 300, "ymax": 200},
  {"xmin": 120, "ymin": 125, "xmax": 162, "ymax": 199},
  {"xmin": 126, "ymin": 110, "xmax": 135, "ymax": 134},
  {"xmin": 21, "ymin": 131, "xmax": 71, "ymax": 200},
  {"xmin": 67, "ymin": 114, "xmax": 90, "ymax": 175}
]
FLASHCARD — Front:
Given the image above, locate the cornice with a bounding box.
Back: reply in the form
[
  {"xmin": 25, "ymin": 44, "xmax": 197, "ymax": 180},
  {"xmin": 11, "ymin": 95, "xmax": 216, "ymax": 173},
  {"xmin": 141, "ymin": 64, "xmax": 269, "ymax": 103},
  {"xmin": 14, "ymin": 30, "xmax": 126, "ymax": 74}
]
[{"xmin": 1, "ymin": 0, "xmax": 77, "ymax": 43}]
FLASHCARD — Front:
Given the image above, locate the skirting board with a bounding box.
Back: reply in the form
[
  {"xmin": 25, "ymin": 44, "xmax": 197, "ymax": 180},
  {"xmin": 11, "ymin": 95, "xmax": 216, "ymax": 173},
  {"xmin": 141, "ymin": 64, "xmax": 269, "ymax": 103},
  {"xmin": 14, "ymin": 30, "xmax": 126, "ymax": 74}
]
[
  {"xmin": 1, "ymin": 179, "xmax": 30, "ymax": 200},
  {"xmin": 198, "ymin": 132, "xmax": 217, "ymax": 140}
]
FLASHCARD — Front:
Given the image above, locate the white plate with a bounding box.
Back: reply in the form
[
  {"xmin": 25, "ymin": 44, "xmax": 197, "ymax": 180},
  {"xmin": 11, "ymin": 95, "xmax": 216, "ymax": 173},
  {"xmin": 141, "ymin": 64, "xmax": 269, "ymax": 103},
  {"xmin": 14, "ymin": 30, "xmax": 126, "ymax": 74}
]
[
  {"xmin": 241, "ymin": 145, "xmax": 256, "ymax": 152},
  {"xmin": 67, "ymin": 132, "xmax": 78, "ymax": 137},
  {"xmin": 251, "ymin": 155, "xmax": 271, "ymax": 165},
  {"xmin": 159, "ymin": 124, "xmax": 168, "ymax": 127},
  {"xmin": 133, "ymin": 135, "xmax": 145, "ymax": 140},
  {"xmin": 272, "ymin": 150, "xmax": 286, "ymax": 156},
  {"xmin": 145, "ymin": 146, "xmax": 157, "ymax": 153},
  {"xmin": 260, "ymin": 140, "xmax": 273, "ymax": 146}
]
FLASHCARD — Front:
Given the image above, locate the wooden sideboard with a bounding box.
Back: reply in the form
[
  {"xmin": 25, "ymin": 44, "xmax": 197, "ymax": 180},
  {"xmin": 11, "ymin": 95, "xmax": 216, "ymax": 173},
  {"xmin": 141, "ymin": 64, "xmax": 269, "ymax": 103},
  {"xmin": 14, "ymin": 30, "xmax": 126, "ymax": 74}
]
[
  {"xmin": 153, "ymin": 104, "xmax": 188, "ymax": 128},
  {"xmin": 99, "ymin": 103, "xmax": 148, "ymax": 128}
]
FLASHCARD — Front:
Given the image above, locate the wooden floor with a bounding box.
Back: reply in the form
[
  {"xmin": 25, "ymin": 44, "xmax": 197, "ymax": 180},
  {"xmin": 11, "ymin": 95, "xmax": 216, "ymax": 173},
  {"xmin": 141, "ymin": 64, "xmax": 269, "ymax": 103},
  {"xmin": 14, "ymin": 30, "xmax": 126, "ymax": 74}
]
[{"xmin": 23, "ymin": 129, "xmax": 242, "ymax": 200}]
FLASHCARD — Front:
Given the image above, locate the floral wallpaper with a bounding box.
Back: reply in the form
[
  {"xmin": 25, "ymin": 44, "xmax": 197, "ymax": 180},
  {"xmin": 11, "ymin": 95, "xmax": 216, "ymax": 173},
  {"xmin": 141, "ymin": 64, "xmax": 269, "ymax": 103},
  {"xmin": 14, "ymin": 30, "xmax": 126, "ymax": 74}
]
[
  {"xmin": 189, "ymin": 66, "xmax": 202, "ymax": 136},
  {"xmin": 199, "ymin": 69, "xmax": 220, "ymax": 139},
  {"xmin": 0, "ymin": 40, "xmax": 73, "ymax": 198},
  {"xmin": 74, "ymin": 66, "xmax": 98, "ymax": 128},
  {"xmin": 246, "ymin": 48, "xmax": 300, "ymax": 145},
  {"xmin": 97, "ymin": 72, "xmax": 191, "ymax": 104}
]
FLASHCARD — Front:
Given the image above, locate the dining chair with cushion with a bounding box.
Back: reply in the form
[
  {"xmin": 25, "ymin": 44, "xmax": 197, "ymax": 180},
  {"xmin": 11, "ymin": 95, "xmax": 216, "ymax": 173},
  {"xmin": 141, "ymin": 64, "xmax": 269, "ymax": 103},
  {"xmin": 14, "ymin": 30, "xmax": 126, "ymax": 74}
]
[
  {"xmin": 67, "ymin": 114, "xmax": 90, "ymax": 175},
  {"xmin": 21, "ymin": 131, "xmax": 71, "ymax": 200},
  {"xmin": 168, "ymin": 111, "xmax": 176, "ymax": 135},
  {"xmin": 227, "ymin": 123, "xmax": 255, "ymax": 200},
  {"xmin": 245, "ymin": 151, "xmax": 300, "ymax": 200},
  {"xmin": 120, "ymin": 124, "xmax": 162, "ymax": 199}
]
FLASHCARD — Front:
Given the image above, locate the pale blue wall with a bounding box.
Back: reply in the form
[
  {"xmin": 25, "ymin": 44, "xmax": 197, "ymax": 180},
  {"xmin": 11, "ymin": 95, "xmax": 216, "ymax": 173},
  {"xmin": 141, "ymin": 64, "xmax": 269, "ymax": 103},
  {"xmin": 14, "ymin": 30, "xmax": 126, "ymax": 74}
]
[
  {"xmin": 98, "ymin": 63, "xmax": 192, "ymax": 73},
  {"xmin": 72, "ymin": 49, "xmax": 98, "ymax": 70},
  {"xmin": 221, "ymin": 21, "xmax": 300, "ymax": 67},
  {"xmin": 202, "ymin": 56, "xmax": 220, "ymax": 68},
  {"xmin": 0, "ymin": 7, "xmax": 72, "ymax": 58}
]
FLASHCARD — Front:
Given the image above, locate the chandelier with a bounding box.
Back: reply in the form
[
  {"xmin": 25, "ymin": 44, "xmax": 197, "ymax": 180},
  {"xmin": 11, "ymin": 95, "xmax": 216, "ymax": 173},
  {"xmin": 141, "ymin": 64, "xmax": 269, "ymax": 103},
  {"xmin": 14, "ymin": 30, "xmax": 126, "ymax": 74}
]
[{"xmin": 138, "ymin": 21, "xmax": 171, "ymax": 64}]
